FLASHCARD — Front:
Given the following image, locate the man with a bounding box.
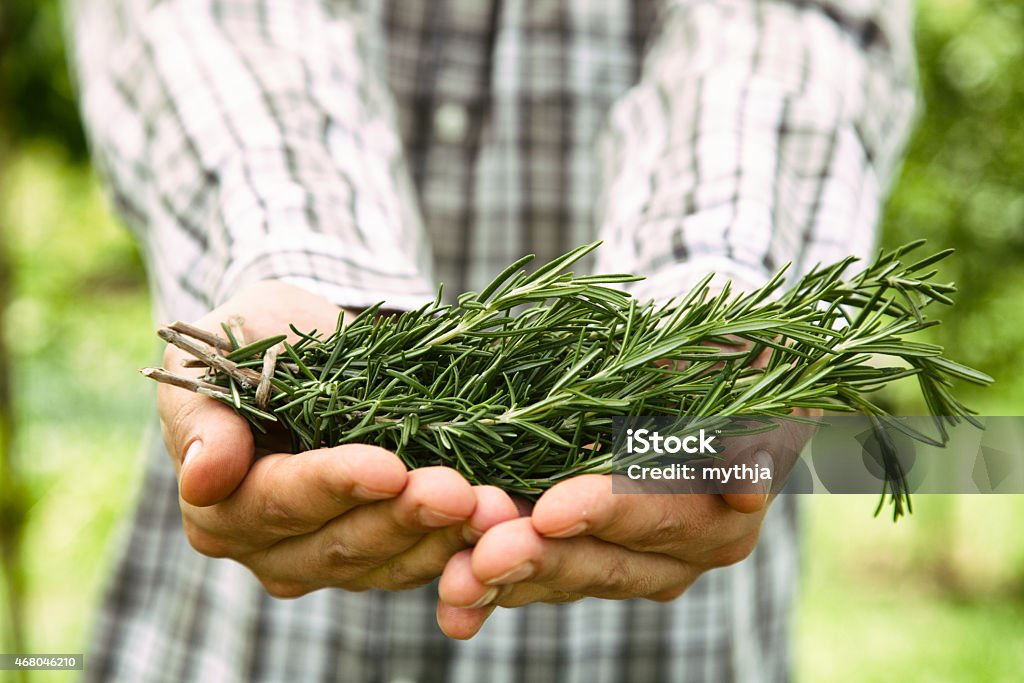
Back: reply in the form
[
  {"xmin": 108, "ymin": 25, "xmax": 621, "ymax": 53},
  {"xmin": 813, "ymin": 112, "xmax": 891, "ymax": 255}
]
[{"xmin": 67, "ymin": 0, "xmax": 916, "ymax": 680}]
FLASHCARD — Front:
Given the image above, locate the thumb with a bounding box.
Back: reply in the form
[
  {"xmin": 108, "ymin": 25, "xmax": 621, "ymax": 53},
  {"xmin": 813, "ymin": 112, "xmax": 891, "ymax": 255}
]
[
  {"xmin": 161, "ymin": 386, "xmax": 255, "ymax": 507},
  {"xmin": 719, "ymin": 449, "xmax": 774, "ymax": 514}
]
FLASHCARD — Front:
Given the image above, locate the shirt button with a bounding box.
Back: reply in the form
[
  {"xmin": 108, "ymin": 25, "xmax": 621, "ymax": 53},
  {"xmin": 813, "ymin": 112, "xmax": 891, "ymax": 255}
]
[{"xmin": 433, "ymin": 101, "xmax": 469, "ymax": 143}]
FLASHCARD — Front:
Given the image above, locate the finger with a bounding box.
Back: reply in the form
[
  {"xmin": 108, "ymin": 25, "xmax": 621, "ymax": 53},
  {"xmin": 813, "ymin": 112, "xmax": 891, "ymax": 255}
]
[
  {"xmin": 436, "ymin": 548, "xmax": 581, "ymax": 610},
  {"xmin": 250, "ymin": 467, "xmax": 476, "ymax": 588},
  {"xmin": 351, "ymin": 525, "xmax": 469, "ymax": 592},
  {"xmin": 435, "ymin": 550, "xmax": 501, "ymax": 638},
  {"xmin": 439, "ymin": 548, "xmax": 578, "ymax": 611},
  {"xmin": 463, "ymin": 486, "xmax": 522, "ymax": 543},
  {"xmin": 438, "ymin": 549, "xmax": 496, "ymax": 609},
  {"xmin": 530, "ymin": 475, "xmax": 756, "ymax": 559},
  {"xmin": 457, "ymin": 518, "xmax": 696, "ymax": 603},
  {"xmin": 717, "ymin": 412, "xmax": 819, "ymax": 513},
  {"xmin": 351, "ymin": 486, "xmax": 521, "ymax": 591},
  {"xmin": 157, "ymin": 282, "xmax": 348, "ymax": 506},
  {"xmin": 719, "ymin": 449, "xmax": 774, "ymax": 514},
  {"xmin": 432, "ymin": 487, "xmax": 538, "ymax": 610},
  {"xmin": 439, "ymin": 548, "xmax": 589, "ymax": 613},
  {"xmin": 437, "ymin": 596, "xmax": 496, "ymax": 640},
  {"xmin": 159, "ymin": 380, "xmax": 255, "ymax": 507},
  {"xmin": 185, "ymin": 444, "xmax": 407, "ymax": 547}
]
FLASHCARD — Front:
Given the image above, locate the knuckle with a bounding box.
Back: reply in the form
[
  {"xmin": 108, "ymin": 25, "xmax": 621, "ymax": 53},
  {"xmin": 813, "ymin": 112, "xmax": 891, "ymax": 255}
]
[
  {"xmin": 598, "ymin": 556, "xmax": 641, "ymax": 598},
  {"xmin": 321, "ymin": 537, "xmax": 373, "ymax": 573},
  {"xmin": 251, "ymin": 460, "xmax": 308, "ymax": 535},
  {"xmin": 256, "ymin": 492, "xmax": 304, "ymax": 535},
  {"xmin": 182, "ymin": 518, "xmax": 233, "ymax": 559},
  {"xmin": 641, "ymin": 506, "xmax": 690, "ymax": 549},
  {"xmin": 377, "ymin": 562, "xmax": 434, "ymax": 592}
]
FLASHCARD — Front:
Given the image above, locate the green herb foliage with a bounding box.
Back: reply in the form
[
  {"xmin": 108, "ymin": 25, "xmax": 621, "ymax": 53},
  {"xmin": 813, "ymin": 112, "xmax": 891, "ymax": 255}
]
[{"xmin": 150, "ymin": 242, "xmax": 992, "ymax": 519}]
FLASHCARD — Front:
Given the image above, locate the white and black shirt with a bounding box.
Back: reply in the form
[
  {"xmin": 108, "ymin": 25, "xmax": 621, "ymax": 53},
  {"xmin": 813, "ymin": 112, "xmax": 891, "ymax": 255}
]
[{"xmin": 68, "ymin": 1, "xmax": 916, "ymax": 680}]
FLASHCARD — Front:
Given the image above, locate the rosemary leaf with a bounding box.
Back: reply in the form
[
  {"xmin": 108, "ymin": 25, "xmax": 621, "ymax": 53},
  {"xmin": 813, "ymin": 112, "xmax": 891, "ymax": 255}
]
[{"xmin": 146, "ymin": 242, "xmax": 992, "ymax": 519}]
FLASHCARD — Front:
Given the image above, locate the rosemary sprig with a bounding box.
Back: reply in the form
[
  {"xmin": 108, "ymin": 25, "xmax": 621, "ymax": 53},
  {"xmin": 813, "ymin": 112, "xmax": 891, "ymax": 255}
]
[{"xmin": 144, "ymin": 242, "xmax": 992, "ymax": 519}]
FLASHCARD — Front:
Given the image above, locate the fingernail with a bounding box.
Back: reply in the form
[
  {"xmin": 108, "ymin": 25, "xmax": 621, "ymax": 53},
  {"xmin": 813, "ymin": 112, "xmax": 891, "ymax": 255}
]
[
  {"xmin": 754, "ymin": 450, "xmax": 773, "ymax": 502},
  {"xmin": 352, "ymin": 484, "xmax": 395, "ymax": 501},
  {"xmin": 419, "ymin": 508, "xmax": 465, "ymax": 527},
  {"xmin": 465, "ymin": 586, "xmax": 499, "ymax": 609},
  {"xmin": 487, "ymin": 562, "xmax": 534, "ymax": 585},
  {"xmin": 461, "ymin": 525, "xmax": 484, "ymax": 544},
  {"xmin": 544, "ymin": 521, "xmax": 588, "ymax": 539},
  {"xmin": 183, "ymin": 440, "xmax": 202, "ymax": 469}
]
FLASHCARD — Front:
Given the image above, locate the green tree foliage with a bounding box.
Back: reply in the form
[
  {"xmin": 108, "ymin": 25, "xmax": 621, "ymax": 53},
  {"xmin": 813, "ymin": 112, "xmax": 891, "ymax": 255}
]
[
  {"xmin": 883, "ymin": 0, "xmax": 1024, "ymax": 409},
  {"xmin": 0, "ymin": 0, "xmax": 86, "ymax": 158}
]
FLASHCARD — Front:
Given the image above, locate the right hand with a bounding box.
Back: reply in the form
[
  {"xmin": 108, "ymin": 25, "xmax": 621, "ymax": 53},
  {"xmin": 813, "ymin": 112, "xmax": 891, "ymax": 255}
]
[{"xmin": 158, "ymin": 280, "xmax": 519, "ymax": 598}]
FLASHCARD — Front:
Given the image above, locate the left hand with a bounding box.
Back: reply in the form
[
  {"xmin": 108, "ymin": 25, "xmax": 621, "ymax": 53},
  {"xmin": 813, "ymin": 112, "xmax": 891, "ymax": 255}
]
[{"xmin": 435, "ymin": 412, "xmax": 815, "ymax": 639}]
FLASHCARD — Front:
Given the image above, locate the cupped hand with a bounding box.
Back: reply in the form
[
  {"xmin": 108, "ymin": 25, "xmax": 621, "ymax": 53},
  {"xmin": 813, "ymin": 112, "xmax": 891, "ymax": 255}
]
[
  {"xmin": 435, "ymin": 407, "xmax": 817, "ymax": 639},
  {"xmin": 158, "ymin": 280, "xmax": 520, "ymax": 597}
]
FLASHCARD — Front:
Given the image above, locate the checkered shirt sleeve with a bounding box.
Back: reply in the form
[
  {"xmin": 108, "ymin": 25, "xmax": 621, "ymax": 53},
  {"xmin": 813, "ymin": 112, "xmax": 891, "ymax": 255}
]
[
  {"xmin": 595, "ymin": 0, "xmax": 917, "ymax": 301},
  {"xmin": 68, "ymin": 0, "xmax": 436, "ymax": 317}
]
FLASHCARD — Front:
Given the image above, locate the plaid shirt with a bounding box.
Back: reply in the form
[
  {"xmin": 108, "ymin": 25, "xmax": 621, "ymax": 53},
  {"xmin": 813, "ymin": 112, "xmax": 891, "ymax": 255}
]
[{"xmin": 68, "ymin": 0, "xmax": 916, "ymax": 681}]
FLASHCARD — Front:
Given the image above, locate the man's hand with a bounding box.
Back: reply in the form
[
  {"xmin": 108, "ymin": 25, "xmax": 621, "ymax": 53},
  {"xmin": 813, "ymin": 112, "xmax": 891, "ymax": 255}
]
[
  {"xmin": 159, "ymin": 280, "xmax": 519, "ymax": 597},
  {"xmin": 435, "ymin": 477, "xmax": 762, "ymax": 638},
  {"xmin": 435, "ymin": 410, "xmax": 816, "ymax": 639}
]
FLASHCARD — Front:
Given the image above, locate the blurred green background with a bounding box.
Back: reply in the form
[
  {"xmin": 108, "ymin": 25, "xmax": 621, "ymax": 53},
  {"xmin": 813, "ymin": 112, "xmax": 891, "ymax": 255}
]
[{"xmin": 0, "ymin": 0, "xmax": 1022, "ymax": 680}]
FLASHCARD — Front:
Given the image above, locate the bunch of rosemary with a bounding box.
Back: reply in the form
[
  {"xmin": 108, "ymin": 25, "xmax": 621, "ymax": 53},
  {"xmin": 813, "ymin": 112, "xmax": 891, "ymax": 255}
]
[{"xmin": 145, "ymin": 242, "xmax": 991, "ymax": 519}]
